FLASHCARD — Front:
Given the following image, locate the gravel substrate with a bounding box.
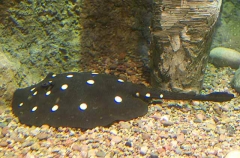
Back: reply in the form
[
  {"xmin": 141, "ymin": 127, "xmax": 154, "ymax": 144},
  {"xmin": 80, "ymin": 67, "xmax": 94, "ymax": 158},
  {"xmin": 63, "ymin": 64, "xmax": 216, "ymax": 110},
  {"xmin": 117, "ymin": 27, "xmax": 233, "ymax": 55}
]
[{"xmin": 0, "ymin": 64, "xmax": 240, "ymax": 158}]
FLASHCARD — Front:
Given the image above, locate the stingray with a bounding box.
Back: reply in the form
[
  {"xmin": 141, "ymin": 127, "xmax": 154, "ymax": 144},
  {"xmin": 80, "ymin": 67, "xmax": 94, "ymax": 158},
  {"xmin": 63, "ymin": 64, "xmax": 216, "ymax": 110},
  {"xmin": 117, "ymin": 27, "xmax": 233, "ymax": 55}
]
[{"xmin": 12, "ymin": 72, "xmax": 234, "ymax": 129}]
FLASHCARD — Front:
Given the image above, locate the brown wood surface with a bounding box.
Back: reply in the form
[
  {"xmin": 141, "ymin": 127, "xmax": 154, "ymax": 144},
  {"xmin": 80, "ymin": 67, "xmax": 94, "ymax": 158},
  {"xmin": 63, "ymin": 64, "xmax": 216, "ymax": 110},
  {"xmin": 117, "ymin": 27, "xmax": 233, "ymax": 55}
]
[{"xmin": 150, "ymin": 0, "xmax": 222, "ymax": 93}]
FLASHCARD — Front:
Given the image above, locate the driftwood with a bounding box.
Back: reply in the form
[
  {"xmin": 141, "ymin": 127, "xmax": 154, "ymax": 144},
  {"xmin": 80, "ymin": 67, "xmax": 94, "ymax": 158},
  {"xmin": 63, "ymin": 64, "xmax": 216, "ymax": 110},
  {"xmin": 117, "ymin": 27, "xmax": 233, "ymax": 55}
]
[{"xmin": 150, "ymin": 0, "xmax": 222, "ymax": 93}]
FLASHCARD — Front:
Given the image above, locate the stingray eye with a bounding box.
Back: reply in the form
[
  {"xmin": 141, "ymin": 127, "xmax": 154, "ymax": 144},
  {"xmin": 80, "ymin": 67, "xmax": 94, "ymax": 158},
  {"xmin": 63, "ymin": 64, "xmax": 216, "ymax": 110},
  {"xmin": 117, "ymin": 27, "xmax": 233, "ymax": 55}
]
[{"xmin": 41, "ymin": 81, "xmax": 54, "ymax": 91}]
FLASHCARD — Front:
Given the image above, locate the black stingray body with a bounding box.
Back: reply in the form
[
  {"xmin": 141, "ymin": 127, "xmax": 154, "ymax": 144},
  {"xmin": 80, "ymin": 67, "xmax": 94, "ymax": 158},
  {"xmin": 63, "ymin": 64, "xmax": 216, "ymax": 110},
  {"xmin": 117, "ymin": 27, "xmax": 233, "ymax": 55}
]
[{"xmin": 12, "ymin": 72, "xmax": 234, "ymax": 129}]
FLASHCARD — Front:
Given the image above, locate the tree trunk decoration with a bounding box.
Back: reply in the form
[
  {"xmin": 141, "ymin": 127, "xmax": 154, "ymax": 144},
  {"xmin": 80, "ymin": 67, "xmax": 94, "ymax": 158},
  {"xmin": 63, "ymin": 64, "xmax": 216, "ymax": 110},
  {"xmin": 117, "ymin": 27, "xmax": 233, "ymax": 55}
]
[{"xmin": 150, "ymin": 0, "xmax": 222, "ymax": 93}]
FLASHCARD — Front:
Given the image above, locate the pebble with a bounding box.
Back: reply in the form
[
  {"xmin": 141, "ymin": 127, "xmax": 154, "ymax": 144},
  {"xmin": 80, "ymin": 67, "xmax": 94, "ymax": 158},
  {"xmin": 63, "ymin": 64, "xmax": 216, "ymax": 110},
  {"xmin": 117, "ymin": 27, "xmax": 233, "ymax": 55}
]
[
  {"xmin": 192, "ymin": 100, "xmax": 200, "ymax": 106},
  {"xmin": 140, "ymin": 146, "xmax": 148, "ymax": 155},
  {"xmin": 0, "ymin": 122, "xmax": 7, "ymax": 128},
  {"xmin": 149, "ymin": 153, "xmax": 159, "ymax": 158},
  {"xmin": 36, "ymin": 132, "xmax": 49, "ymax": 140},
  {"xmin": 161, "ymin": 120, "xmax": 174, "ymax": 126},
  {"xmin": 125, "ymin": 141, "xmax": 132, "ymax": 147},
  {"xmin": 225, "ymin": 150, "xmax": 240, "ymax": 158},
  {"xmin": 193, "ymin": 118, "xmax": 202, "ymax": 123},
  {"xmin": 22, "ymin": 141, "xmax": 34, "ymax": 148},
  {"xmin": 119, "ymin": 122, "xmax": 131, "ymax": 129},
  {"xmin": 71, "ymin": 143, "xmax": 80, "ymax": 151},
  {"xmin": 78, "ymin": 134, "xmax": 87, "ymax": 141},
  {"xmin": 31, "ymin": 143, "xmax": 40, "ymax": 151},
  {"xmin": 96, "ymin": 150, "xmax": 106, "ymax": 157},
  {"xmin": 25, "ymin": 153, "xmax": 35, "ymax": 158},
  {"xmin": 41, "ymin": 124, "xmax": 50, "ymax": 130},
  {"xmin": 41, "ymin": 141, "xmax": 51, "ymax": 148},
  {"xmin": 51, "ymin": 147, "xmax": 61, "ymax": 153},
  {"xmin": 109, "ymin": 64, "xmax": 117, "ymax": 69},
  {"xmin": 204, "ymin": 123, "xmax": 216, "ymax": 132},
  {"xmin": 195, "ymin": 113, "xmax": 204, "ymax": 122},
  {"xmin": 1, "ymin": 126, "xmax": 9, "ymax": 136},
  {"xmin": 110, "ymin": 129, "xmax": 118, "ymax": 135},
  {"xmin": 221, "ymin": 104, "xmax": 229, "ymax": 112},
  {"xmin": 213, "ymin": 104, "xmax": 222, "ymax": 115},
  {"xmin": 219, "ymin": 134, "xmax": 226, "ymax": 142},
  {"xmin": 177, "ymin": 133, "xmax": 185, "ymax": 143},
  {"xmin": 126, "ymin": 70, "xmax": 135, "ymax": 75},
  {"xmin": 88, "ymin": 149, "xmax": 97, "ymax": 157},
  {"xmin": 0, "ymin": 141, "xmax": 8, "ymax": 147},
  {"xmin": 142, "ymin": 133, "xmax": 151, "ymax": 140},
  {"xmin": 111, "ymin": 136, "xmax": 122, "ymax": 144},
  {"xmin": 226, "ymin": 125, "xmax": 235, "ymax": 135},
  {"xmin": 153, "ymin": 105, "xmax": 162, "ymax": 111},
  {"xmin": 175, "ymin": 148, "xmax": 182, "ymax": 154},
  {"xmin": 30, "ymin": 128, "xmax": 40, "ymax": 136},
  {"xmin": 80, "ymin": 145, "xmax": 88, "ymax": 157}
]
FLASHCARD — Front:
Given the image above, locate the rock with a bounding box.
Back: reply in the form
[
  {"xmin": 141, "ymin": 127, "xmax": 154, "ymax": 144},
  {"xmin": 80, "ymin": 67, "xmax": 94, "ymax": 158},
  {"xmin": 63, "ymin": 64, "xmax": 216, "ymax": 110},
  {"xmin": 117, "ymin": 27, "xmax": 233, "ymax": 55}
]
[
  {"xmin": 209, "ymin": 47, "xmax": 240, "ymax": 69},
  {"xmin": 125, "ymin": 141, "xmax": 132, "ymax": 147},
  {"xmin": 161, "ymin": 120, "xmax": 174, "ymax": 126},
  {"xmin": 225, "ymin": 150, "xmax": 240, "ymax": 158},
  {"xmin": 88, "ymin": 149, "xmax": 97, "ymax": 157},
  {"xmin": 140, "ymin": 146, "xmax": 148, "ymax": 155},
  {"xmin": 0, "ymin": 52, "xmax": 20, "ymax": 105},
  {"xmin": 30, "ymin": 128, "xmax": 40, "ymax": 136},
  {"xmin": 110, "ymin": 129, "xmax": 118, "ymax": 135},
  {"xmin": 0, "ymin": 141, "xmax": 8, "ymax": 147},
  {"xmin": 22, "ymin": 141, "xmax": 34, "ymax": 148},
  {"xmin": 142, "ymin": 133, "xmax": 151, "ymax": 140},
  {"xmin": 149, "ymin": 153, "xmax": 159, "ymax": 158},
  {"xmin": 195, "ymin": 113, "xmax": 205, "ymax": 122},
  {"xmin": 36, "ymin": 132, "xmax": 49, "ymax": 140},
  {"xmin": 177, "ymin": 133, "xmax": 185, "ymax": 143},
  {"xmin": 231, "ymin": 68, "xmax": 240, "ymax": 93},
  {"xmin": 96, "ymin": 150, "xmax": 106, "ymax": 157},
  {"xmin": 1, "ymin": 127, "xmax": 9, "ymax": 136},
  {"xmin": 119, "ymin": 122, "xmax": 131, "ymax": 129},
  {"xmin": 31, "ymin": 143, "xmax": 41, "ymax": 151},
  {"xmin": 111, "ymin": 136, "xmax": 122, "ymax": 144},
  {"xmin": 71, "ymin": 143, "xmax": 81, "ymax": 151},
  {"xmin": 25, "ymin": 153, "xmax": 35, "ymax": 158}
]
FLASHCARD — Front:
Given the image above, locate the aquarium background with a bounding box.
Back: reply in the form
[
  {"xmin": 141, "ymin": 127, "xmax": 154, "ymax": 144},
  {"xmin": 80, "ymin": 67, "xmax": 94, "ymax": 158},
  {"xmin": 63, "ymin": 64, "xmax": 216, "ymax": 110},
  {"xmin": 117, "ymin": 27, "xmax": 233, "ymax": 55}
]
[{"xmin": 0, "ymin": 0, "xmax": 240, "ymax": 157}]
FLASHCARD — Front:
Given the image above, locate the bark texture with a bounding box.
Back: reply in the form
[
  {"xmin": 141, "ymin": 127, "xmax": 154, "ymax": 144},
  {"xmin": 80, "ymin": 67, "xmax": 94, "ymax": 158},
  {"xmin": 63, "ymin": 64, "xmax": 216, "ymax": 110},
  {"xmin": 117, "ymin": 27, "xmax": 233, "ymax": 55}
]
[{"xmin": 151, "ymin": 0, "xmax": 222, "ymax": 93}]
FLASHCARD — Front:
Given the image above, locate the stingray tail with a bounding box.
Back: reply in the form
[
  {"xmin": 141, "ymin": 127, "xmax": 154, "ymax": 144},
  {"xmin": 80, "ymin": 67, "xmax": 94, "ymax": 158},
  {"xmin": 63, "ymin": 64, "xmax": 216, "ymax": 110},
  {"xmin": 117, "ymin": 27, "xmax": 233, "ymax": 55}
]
[
  {"xmin": 148, "ymin": 90, "xmax": 235, "ymax": 102},
  {"xmin": 199, "ymin": 92, "xmax": 235, "ymax": 102}
]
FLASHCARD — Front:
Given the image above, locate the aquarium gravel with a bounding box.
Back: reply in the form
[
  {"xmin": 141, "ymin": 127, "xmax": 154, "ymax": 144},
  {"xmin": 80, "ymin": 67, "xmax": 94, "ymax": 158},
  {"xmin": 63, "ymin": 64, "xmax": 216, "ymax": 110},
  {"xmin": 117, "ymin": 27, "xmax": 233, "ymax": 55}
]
[{"xmin": 0, "ymin": 64, "xmax": 239, "ymax": 158}]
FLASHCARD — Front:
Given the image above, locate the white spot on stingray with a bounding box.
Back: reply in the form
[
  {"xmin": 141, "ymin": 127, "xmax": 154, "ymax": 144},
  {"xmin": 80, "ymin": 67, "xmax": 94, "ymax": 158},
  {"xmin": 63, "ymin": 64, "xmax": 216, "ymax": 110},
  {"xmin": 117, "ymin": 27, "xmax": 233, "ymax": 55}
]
[
  {"xmin": 30, "ymin": 88, "xmax": 35, "ymax": 92},
  {"xmin": 117, "ymin": 79, "xmax": 124, "ymax": 83},
  {"xmin": 145, "ymin": 93, "xmax": 150, "ymax": 98},
  {"xmin": 52, "ymin": 74, "xmax": 56, "ymax": 78},
  {"xmin": 31, "ymin": 106, "xmax": 38, "ymax": 112},
  {"xmin": 46, "ymin": 91, "xmax": 51, "ymax": 96},
  {"xmin": 61, "ymin": 84, "xmax": 68, "ymax": 90},
  {"xmin": 92, "ymin": 72, "xmax": 98, "ymax": 75},
  {"xmin": 66, "ymin": 74, "xmax": 73, "ymax": 78},
  {"xmin": 33, "ymin": 91, "xmax": 38, "ymax": 96},
  {"xmin": 49, "ymin": 80, "xmax": 53, "ymax": 83},
  {"xmin": 51, "ymin": 105, "xmax": 59, "ymax": 112},
  {"xmin": 19, "ymin": 102, "xmax": 24, "ymax": 107},
  {"xmin": 160, "ymin": 94, "xmax": 164, "ymax": 98},
  {"xmin": 115, "ymin": 96, "xmax": 122, "ymax": 103},
  {"xmin": 79, "ymin": 103, "xmax": 87, "ymax": 110},
  {"xmin": 136, "ymin": 92, "xmax": 140, "ymax": 97},
  {"xmin": 87, "ymin": 80, "xmax": 94, "ymax": 85}
]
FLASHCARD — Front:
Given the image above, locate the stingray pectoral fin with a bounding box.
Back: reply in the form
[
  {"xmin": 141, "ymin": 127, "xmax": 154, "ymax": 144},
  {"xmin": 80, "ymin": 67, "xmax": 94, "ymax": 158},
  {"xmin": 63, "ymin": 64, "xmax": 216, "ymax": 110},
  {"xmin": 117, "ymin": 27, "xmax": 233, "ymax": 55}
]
[{"xmin": 202, "ymin": 92, "xmax": 235, "ymax": 102}]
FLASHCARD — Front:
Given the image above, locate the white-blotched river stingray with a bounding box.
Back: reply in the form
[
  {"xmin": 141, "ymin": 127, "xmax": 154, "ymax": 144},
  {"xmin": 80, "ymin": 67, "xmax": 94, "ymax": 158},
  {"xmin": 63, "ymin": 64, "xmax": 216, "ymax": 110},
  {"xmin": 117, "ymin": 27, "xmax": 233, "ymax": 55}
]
[{"xmin": 12, "ymin": 72, "xmax": 234, "ymax": 129}]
